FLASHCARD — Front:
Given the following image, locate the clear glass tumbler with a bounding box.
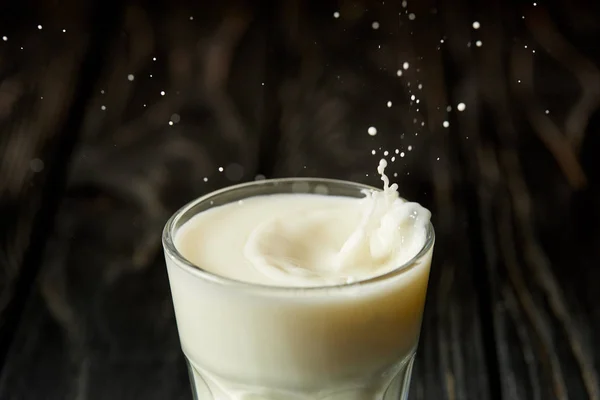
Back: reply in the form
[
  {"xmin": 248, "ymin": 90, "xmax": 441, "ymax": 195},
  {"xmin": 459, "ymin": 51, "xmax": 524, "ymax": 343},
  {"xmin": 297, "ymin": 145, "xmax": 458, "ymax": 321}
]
[{"xmin": 162, "ymin": 178, "xmax": 435, "ymax": 400}]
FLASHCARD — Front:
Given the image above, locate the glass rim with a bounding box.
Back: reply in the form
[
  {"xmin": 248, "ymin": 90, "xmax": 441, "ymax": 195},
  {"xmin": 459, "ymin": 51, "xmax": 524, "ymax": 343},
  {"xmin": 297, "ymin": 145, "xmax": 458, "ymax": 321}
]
[{"xmin": 162, "ymin": 177, "xmax": 435, "ymax": 294}]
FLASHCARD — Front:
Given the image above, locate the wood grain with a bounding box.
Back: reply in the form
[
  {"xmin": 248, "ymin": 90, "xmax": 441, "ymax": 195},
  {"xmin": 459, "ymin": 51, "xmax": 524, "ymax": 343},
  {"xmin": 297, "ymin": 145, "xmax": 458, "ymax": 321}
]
[
  {"xmin": 0, "ymin": 0, "xmax": 94, "ymax": 362},
  {"xmin": 0, "ymin": 1, "xmax": 269, "ymax": 399},
  {"xmin": 443, "ymin": 0, "xmax": 600, "ymax": 398}
]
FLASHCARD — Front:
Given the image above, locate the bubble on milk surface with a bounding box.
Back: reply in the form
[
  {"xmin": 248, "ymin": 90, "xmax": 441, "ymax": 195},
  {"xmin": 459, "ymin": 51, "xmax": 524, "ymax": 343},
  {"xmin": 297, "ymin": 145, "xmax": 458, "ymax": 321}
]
[
  {"xmin": 291, "ymin": 181, "xmax": 310, "ymax": 194},
  {"xmin": 314, "ymin": 184, "xmax": 329, "ymax": 195}
]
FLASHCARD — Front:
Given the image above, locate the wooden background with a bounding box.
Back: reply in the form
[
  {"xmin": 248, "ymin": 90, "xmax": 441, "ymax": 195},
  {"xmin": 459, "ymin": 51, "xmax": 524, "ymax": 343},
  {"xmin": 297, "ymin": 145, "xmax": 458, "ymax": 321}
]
[{"xmin": 0, "ymin": 0, "xmax": 599, "ymax": 399}]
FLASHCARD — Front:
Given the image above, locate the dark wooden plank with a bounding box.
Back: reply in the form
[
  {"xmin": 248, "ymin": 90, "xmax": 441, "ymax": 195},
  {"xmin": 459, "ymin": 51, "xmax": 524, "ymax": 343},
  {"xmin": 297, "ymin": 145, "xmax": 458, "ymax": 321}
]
[
  {"xmin": 443, "ymin": 0, "xmax": 600, "ymax": 398},
  {"xmin": 0, "ymin": 0, "xmax": 98, "ymax": 362},
  {"xmin": 270, "ymin": 1, "xmax": 491, "ymax": 399},
  {"xmin": 4, "ymin": 1, "xmax": 599, "ymax": 400},
  {"xmin": 0, "ymin": 1, "xmax": 268, "ymax": 399}
]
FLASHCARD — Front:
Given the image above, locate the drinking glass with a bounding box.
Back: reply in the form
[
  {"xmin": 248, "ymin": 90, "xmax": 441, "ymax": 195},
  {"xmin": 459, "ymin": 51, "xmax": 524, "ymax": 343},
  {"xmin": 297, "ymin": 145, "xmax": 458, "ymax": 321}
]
[{"xmin": 162, "ymin": 178, "xmax": 435, "ymax": 400}]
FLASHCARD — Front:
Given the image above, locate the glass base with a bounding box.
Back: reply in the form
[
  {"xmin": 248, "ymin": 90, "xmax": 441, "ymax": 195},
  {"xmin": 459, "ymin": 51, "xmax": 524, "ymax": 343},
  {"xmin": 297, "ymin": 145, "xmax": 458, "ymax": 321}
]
[{"xmin": 185, "ymin": 352, "xmax": 416, "ymax": 400}]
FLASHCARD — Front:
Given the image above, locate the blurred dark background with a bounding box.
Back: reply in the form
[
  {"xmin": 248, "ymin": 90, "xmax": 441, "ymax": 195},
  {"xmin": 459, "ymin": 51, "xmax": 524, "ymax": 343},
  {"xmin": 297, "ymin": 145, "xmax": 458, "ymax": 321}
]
[{"xmin": 0, "ymin": 0, "xmax": 599, "ymax": 399}]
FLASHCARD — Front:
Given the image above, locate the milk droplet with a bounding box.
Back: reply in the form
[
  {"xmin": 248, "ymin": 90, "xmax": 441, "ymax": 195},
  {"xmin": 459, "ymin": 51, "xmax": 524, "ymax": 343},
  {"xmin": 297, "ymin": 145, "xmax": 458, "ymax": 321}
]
[
  {"xmin": 408, "ymin": 13, "xmax": 416, "ymax": 20},
  {"xmin": 408, "ymin": 145, "xmax": 413, "ymax": 151},
  {"xmin": 457, "ymin": 103, "xmax": 466, "ymax": 111},
  {"xmin": 396, "ymin": 69, "xmax": 403, "ymax": 76},
  {"xmin": 218, "ymin": 167, "xmax": 224, "ymax": 172},
  {"xmin": 333, "ymin": 11, "xmax": 340, "ymax": 18},
  {"xmin": 387, "ymin": 101, "xmax": 392, "ymax": 107},
  {"xmin": 403, "ymin": 62, "xmax": 410, "ymax": 70},
  {"xmin": 443, "ymin": 121, "xmax": 450, "ymax": 128},
  {"xmin": 153, "ymin": 57, "xmax": 157, "ymax": 61},
  {"xmin": 160, "ymin": 91, "xmax": 165, "ymax": 96},
  {"xmin": 190, "ymin": 16, "xmax": 194, "ymax": 20},
  {"xmin": 37, "ymin": 25, "xmax": 42, "ymax": 30},
  {"xmin": 127, "ymin": 74, "xmax": 135, "ymax": 81},
  {"xmin": 473, "ymin": 21, "xmax": 481, "ymax": 29},
  {"xmin": 168, "ymin": 121, "xmax": 173, "ymax": 126},
  {"xmin": 400, "ymin": 152, "xmax": 405, "ymax": 157},
  {"xmin": 476, "ymin": 40, "xmax": 482, "ymax": 47},
  {"xmin": 384, "ymin": 150, "xmax": 389, "ymax": 156},
  {"xmin": 62, "ymin": 29, "xmax": 66, "ymax": 33},
  {"xmin": 368, "ymin": 126, "xmax": 378, "ymax": 136},
  {"xmin": 203, "ymin": 177, "xmax": 208, "ymax": 182},
  {"xmin": 225, "ymin": 163, "xmax": 244, "ymax": 181},
  {"xmin": 545, "ymin": 109, "xmax": 550, "ymax": 114},
  {"xmin": 371, "ymin": 150, "xmax": 376, "ymax": 155},
  {"xmin": 2, "ymin": 36, "xmax": 7, "ymax": 41},
  {"xmin": 101, "ymin": 105, "xmax": 106, "ymax": 111},
  {"xmin": 372, "ymin": 21, "xmax": 380, "ymax": 29},
  {"xmin": 30, "ymin": 158, "xmax": 44, "ymax": 172}
]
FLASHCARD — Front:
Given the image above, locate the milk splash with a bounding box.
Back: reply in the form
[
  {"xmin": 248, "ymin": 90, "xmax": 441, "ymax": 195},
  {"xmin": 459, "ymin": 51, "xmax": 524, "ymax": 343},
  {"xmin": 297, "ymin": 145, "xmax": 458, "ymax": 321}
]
[
  {"xmin": 243, "ymin": 159, "xmax": 431, "ymax": 286},
  {"xmin": 334, "ymin": 159, "xmax": 430, "ymax": 272}
]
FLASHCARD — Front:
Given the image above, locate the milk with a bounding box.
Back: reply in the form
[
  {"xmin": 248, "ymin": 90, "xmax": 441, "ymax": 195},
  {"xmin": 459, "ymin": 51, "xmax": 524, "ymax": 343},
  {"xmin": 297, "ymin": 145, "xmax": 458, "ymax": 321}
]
[{"xmin": 164, "ymin": 160, "xmax": 434, "ymax": 399}]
